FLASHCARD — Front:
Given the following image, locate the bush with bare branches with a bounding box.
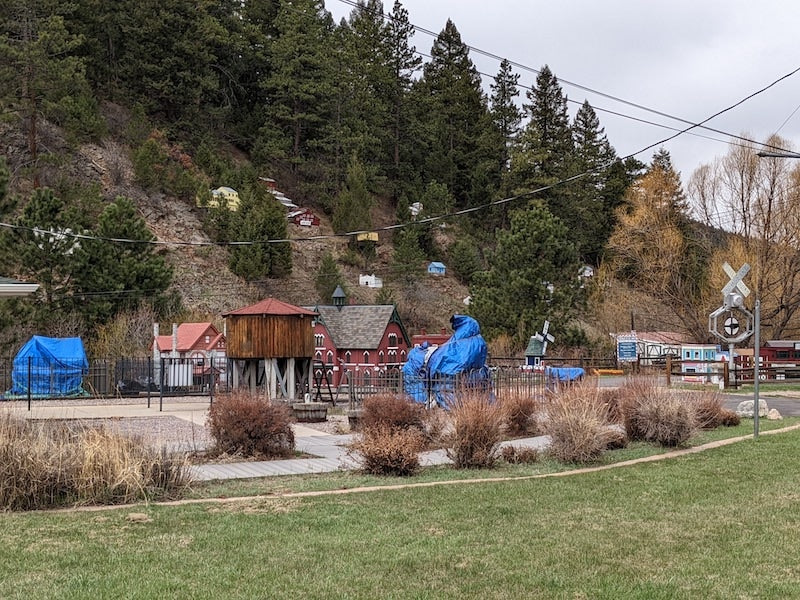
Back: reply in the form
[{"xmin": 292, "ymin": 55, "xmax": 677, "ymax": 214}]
[
  {"xmin": 360, "ymin": 394, "xmax": 425, "ymax": 433},
  {"xmin": 497, "ymin": 390, "xmax": 540, "ymax": 437},
  {"xmin": 348, "ymin": 425, "xmax": 424, "ymax": 476},
  {"xmin": 620, "ymin": 380, "xmax": 696, "ymax": 447},
  {"xmin": 691, "ymin": 389, "xmax": 726, "ymax": 429},
  {"xmin": 545, "ymin": 384, "xmax": 614, "ymax": 463},
  {"xmin": 0, "ymin": 414, "xmax": 190, "ymax": 510},
  {"xmin": 206, "ymin": 391, "xmax": 294, "ymax": 459},
  {"xmin": 444, "ymin": 393, "xmax": 504, "ymax": 469},
  {"xmin": 500, "ymin": 445, "xmax": 539, "ymax": 464},
  {"xmin": 720, "ymin": 409, "xmax": 741, "ymax": 427}
]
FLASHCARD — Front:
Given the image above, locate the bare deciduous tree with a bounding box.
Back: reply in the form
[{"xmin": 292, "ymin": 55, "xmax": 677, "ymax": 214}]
[{"xmin": 688, "ymin": 134, "xmax": 800, "ymax": 338}]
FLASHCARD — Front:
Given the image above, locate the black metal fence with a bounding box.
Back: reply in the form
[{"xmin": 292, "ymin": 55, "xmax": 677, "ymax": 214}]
[
  {"xmin": 342, "ymin": 366, "xmax": 546, "ymax": 410},
  {"xmin": 0, "ymin": 356, "xmax": 232, "ymax": 403},
  {"xmin": 0, "ymin": 355, "xmax": 600, "ymax": 406}
]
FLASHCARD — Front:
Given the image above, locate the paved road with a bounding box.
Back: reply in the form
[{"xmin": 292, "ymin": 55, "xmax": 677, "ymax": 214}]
[{"xmin": 722, "ymin": 393, "xmax": 800, "ymax": 417}]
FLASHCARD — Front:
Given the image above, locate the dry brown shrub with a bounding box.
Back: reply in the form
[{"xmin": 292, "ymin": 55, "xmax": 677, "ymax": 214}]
[
  {"xmin": 619, "ymin": 379, "xmax": 697, "ymax": 447},
  {"xmin": 692, "ymin": 389, "xmax": 726, "ymax": 429},
  {"xmin": 596, "ymin": 387, "xmax": 625, "ymax": 424},
  {"xmin": 0, "ymin": 414, "xmax": 190, "ymax": 511},
  {"xmin": 348, "ymin": 425, "xmax": 424, "ymax": 476},
  {"xmin": 720, "ymin": 409, "xmax": 741, "ymax": 427},
  {"xmin": 497, "ymin": 390, "xmax": 540, "ymax": 437},
  {"xmin": 545, "ymin": 384, "xmax": 613, "ymax": 463},
  {"xmin": 206, "ymin": 390, "xmax": 294, "ymax": 459},
  {"xmin": 604, "ymin": 427, "xmax": 629, "ymax": 450},
  {"xmin": 500, "ymin": 445, "xmax": 539, "ymax": 464},
  {"xmin": 444, "ymin": 393, "xmax": 504, "ymax": 469},
  {"xmin": 360, "ymin": 393, "xmax": 425, "ymax": 432}
]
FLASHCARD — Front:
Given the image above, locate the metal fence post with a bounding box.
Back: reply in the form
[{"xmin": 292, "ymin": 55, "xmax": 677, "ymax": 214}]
[
  {"xmin": 159, "ymin": 357, "xmax": 165, "ymax": 412},
  {"xmin": 27, "ymin": 356, "xmax": 32, "ymax": 411}
]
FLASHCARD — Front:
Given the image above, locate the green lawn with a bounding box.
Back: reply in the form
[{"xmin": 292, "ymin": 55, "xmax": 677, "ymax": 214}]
[{"xmin": 2, "ymin": 421, "xmax": 800, "ymax": 598}]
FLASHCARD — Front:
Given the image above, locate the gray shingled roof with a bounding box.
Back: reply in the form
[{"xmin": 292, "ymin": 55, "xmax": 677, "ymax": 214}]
[
  {"xmin": 313, "ymin": 305, "xmax": 398, "ymax": 350},
  {"xmin": 524, "ymin": 336, "xmax": 544, "ymax": 357}
]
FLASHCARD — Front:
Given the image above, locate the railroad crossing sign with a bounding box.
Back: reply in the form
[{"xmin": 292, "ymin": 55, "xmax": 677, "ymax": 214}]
[
  {"xmin": 723, "ymin": 316, "xmax": 740, "ymax": 337},
  {"xmin": 721, "ymin": 262, "xmax": 751, "ymax": 308},
  {"xmin": 709, "ymin": 263, "xmax": 754, "ymax": 344},
  {"xmin": 534, "ymin": 320, "xmax": 555, "ymax": 355}
]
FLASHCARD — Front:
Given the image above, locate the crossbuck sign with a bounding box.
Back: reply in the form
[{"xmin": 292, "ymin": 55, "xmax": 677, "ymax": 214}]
[{"xmin": 709, "ymin": 262, "xmax": 754, "ymax": 344}]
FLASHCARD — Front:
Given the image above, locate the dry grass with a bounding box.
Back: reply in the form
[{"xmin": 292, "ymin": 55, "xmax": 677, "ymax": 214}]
[
  {"xmin": 444, "ymin": 393, "xmax": 504, "ymax": 469},
  {"xmin": 545, "ymin": 383, "xmax": 616, "ymax": 463},
  {"xmin": 496, "ymin": 389, "xmax": 541, "ymax": 437},
  {"xmin": 619, "ymin": 378, "xmax": 697, "ymax": 447},
  {"xmin": 691, "ymin": 389, "xmax": 726, "ymax": 429},
  {"xmin": 500, "ymin": 445, "xmax": 539, "ymax": 464},
  {"xmin": 360, "ymin": 393, "xmax": 426, "ymax": 433},
  {"xmin": 0, "ymin": 414, "xmax": 190, "ymax": 511}
]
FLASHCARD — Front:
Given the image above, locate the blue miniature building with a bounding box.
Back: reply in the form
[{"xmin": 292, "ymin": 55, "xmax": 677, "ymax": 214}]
[{"xmin": 427, "ymin": 261, "xmax": 446, "ymax": 275}]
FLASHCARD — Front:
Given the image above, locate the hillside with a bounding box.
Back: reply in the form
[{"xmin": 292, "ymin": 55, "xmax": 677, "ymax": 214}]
[{"xmin": 1, "ymin": 112, "xmax": 469, "ymax": 334}]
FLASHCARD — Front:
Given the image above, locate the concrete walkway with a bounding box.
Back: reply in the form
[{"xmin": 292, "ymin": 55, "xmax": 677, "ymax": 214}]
[
  {"xmin": 190, "ymin": 430, "xmax": 552, "ymax": 482},
  {"xmin": 0, "ymin": 398, "xmax": 552, "ymax": 482}
]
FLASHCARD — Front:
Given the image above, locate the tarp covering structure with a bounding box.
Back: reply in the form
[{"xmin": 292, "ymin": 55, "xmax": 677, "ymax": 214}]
[
  {"xmin": 8, "ymin": 336, "xmax": 89, "ymax": 397},
  {"xmin": 403, "ymin": 315, "xmax": 492, "ymax": 408},
  {"xmin": 544, "ymin": 366, "xmax": 585, "ymax": 391}
]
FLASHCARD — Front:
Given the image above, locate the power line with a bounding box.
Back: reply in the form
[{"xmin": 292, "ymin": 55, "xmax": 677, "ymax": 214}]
[
  {"xmin": 334, "ymin": 0, "xmax": 800, "ymax": 156},
  {"xmin": 2, "ymin": 62, "xmax": 797, "ymax": 250}
]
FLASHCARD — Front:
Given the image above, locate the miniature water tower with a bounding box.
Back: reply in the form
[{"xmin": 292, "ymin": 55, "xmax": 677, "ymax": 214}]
[{"xmin": 223, "ymin": 298, "xmax": 317, "ymax": 400}]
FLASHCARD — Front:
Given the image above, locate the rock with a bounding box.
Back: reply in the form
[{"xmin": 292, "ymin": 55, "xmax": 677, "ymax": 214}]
[
  {"xmin": 767, "ymin": 408, "xmax": 783, "ymax": 420},
  {"xmin": 736, "ymin": 399, "xmax": 769, "ymax": 418},
  {"xmin": 126, "ymin": 513, "xmax": 152, "ymax": 523}
]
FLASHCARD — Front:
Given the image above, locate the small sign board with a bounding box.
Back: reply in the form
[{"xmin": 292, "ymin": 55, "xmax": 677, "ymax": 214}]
[{"xmin": 617, "ymin": 334, "xmax": 638, "ymax": 363}]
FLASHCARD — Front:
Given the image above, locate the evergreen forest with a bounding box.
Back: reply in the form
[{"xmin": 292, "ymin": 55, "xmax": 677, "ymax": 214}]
[{"xmin": 2, "ymin": 0, "xmax": 799, "ymax": 357}]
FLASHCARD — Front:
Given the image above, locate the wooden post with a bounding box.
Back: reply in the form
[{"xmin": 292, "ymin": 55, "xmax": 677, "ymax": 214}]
[
  {"xmin": 665, "ymin": 355, "xmax": 672, "ymax": 387},
  {"xmin": 723, "ymin": 360, "xmax": 729, "ymax": 389}
]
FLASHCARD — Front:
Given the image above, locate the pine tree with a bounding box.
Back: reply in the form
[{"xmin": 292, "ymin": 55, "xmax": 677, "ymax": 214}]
[
  {"xmin": 228, "ymin": 183, "xmax": 292, "ymax": 281},
  {"xmin": 390, "ymin": 226, "xmax": 425, "ymax": 285},
  {"xmin": 569, "ymin": 100, "xmax": 618, "ymax": 264},
  {"xmin": 255, "ymin": 0, "xmax": 335, "ymax": 175},
  {"xmin": 415, "ymin": 20, "xmax": 495, "ymax": 209},
  {"xmin": 5, "ymin": 187, "xmax": 79, "ymax": 307},
  {"xmin": 469, "ymin": 202, "xmax": 583, "ymax": 348},
  {"xmin": 332, "ymin": 154, "xmax": 373, "ymax": 234},
  {"xmin": 490, "ymin": 58, "xmax": 522, "ymax": 173},
  {"xmin": 335, "ymin": 0, "xmax": 391, "ymax": 177},
  {"xmin": 1, "ymin": 0, "xmax": 102, "ymax": 184},
  {"xmin": 73, "ymin": 197, "xmax": 173, "ymax": 324},
  {"xmin": 385, "ymin": 0, "xmax": 422, "ymax": 184},
  {"xmin": 315, "ymin": 252, "xmax": 346, "ymax": 303},
  {"xmin": 509, "ymin": 65, "xmax": 574, "ymax": 211}
]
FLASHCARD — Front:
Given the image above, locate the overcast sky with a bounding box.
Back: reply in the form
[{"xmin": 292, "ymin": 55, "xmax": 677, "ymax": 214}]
[{"xmin": 327, "ymin": 0, "xmax": 800, "ymax": 185}]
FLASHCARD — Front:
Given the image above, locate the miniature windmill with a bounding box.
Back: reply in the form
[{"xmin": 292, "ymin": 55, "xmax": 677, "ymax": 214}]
[{"xmin": 535, "ymin": 320, "xmax": 555, "ymax": 356}]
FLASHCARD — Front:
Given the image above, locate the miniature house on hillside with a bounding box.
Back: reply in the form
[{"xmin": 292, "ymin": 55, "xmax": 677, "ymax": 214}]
[
  {"xmin": 427, "ymin": 261, "xmax": 446, "ymax": 275},
  {"xmin": 359, "ymin": 274, "xmax": 383, "ymax": 288},
  {"xmin": 202, "ymin": 186, "xmax": 240, "ymax": 210}
]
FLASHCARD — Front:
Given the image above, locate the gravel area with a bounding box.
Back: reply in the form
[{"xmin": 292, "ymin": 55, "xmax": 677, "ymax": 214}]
[{"xmin": 52, "ymin": 416, "xmax": 214, "ymax": 453}]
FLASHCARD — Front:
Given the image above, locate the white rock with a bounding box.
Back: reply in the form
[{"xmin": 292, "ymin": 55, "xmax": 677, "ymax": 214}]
[
  {"xmin": 735, "ymin": 399, "xmax": 769, "ymax": 418},
  {"xmin": 767, "ymin": 408, "xmax": 783, "ymax": 420}
]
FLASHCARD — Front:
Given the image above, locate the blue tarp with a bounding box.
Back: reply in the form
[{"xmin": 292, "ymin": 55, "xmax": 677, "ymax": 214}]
[
  {"xmin": 403, "ymin": 315, "xmax": 491, "ymax": 408},
  {"xmin": 9, "ymin": 336, "xmax": 89, "ymax": 397},
  {"xmin": 545, "ymin": 366, "xmax": 585, "ymax": 382}
]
